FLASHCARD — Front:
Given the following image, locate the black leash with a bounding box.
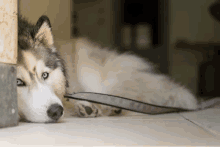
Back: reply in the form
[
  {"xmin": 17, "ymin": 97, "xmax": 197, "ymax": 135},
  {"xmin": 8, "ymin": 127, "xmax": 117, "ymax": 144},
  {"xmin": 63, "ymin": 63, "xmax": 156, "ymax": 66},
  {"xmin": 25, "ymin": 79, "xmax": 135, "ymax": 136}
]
[{"xmin": 64, "ymin": 92, "xmax": 191, "ymax": 115}]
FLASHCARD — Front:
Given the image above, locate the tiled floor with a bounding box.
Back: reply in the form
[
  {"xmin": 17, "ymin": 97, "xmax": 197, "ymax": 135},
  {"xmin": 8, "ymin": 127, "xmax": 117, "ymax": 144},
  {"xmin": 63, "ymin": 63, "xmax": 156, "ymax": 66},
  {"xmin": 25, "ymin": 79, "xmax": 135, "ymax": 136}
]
[{"xmin": 0, "ymin": 108, "xmax": 220, "ymax": 146}]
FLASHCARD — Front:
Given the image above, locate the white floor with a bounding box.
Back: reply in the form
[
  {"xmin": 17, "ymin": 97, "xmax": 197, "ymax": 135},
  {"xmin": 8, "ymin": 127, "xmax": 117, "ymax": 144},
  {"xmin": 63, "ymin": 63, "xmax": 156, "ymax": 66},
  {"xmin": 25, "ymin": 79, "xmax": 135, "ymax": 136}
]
[{"xmin": 0, "ymin": 107, "xmax": 220, "ymax": 146}]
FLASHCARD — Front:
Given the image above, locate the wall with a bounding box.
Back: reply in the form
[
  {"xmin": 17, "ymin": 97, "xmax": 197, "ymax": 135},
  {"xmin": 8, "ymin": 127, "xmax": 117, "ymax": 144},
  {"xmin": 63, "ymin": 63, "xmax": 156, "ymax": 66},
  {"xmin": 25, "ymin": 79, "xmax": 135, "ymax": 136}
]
[
  {"xmin": 19, "ymin": 0, "xmax": 114, "ymax": 46},
  {"xmin": 169, "ymin": 0, "xmax": 220, "ymax": 95},
  {"xmin": 74, "ymin": 0, "xmax": 114, "ymax": 47},
  {"xmin": 19, "ymin": 0, "xmax": 72, "ymax": 40}
]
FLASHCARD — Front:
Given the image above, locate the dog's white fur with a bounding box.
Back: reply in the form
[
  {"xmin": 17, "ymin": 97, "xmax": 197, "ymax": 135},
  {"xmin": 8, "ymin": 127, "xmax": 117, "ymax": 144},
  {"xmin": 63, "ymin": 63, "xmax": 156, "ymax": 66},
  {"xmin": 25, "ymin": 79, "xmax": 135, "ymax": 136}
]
[{"xmin": 62, "ymin": 38, "xmax": 198, "ymax": 117}]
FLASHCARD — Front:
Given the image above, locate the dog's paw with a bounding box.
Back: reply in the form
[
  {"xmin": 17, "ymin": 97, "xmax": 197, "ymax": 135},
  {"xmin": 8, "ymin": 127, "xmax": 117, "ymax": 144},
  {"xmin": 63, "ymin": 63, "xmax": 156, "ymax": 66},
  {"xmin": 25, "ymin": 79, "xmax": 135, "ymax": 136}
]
[
  {"xmin": 100, "ymin": 105, "xmax": 122, "ymax": 116},
  {"xmin": 74, "ymin": 101, "xmax": 101, "ymax": 117},
  {"xmin": 114, "ymin": 108, "xmax": 122, "ymax": 114}
]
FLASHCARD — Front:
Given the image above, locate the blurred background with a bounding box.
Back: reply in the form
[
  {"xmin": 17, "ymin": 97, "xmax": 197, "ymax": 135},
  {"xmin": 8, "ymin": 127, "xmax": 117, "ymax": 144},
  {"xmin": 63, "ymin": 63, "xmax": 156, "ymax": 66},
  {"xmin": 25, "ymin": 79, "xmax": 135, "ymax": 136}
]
[{"xmin": 18, "ymin": 0, "xmax": 220, "ymax": 99}]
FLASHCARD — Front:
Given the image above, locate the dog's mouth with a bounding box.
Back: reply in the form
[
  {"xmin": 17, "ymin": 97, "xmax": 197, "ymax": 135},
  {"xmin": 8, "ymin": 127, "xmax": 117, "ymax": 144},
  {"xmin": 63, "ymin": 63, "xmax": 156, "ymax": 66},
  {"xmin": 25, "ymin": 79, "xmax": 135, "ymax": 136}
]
[
  {"xmin": 20, "ymin": 117, "xmax": 59, "ymax": 124},
  {"xmin": 19, "ymin": 111, "xmax": 63, "ymax": 123},
  {"xmin": 44, "ymin": 120, "xmax": 59, "ymax": 124},
  {"xmin": 19, "ymin": 117, "xmax": 31, "ymax": 123}
]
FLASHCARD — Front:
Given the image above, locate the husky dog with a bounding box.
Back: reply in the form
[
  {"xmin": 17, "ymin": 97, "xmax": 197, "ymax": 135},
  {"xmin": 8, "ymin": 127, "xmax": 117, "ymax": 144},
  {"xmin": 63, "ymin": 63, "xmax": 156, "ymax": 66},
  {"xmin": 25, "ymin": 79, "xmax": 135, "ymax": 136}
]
[
  {"xmin": 17, "ymin": 15, "xmax": 67, "ymax": 123},
  {"xmin": 17, "ymin": 15, "xmax": 198, "ymax": 123}
]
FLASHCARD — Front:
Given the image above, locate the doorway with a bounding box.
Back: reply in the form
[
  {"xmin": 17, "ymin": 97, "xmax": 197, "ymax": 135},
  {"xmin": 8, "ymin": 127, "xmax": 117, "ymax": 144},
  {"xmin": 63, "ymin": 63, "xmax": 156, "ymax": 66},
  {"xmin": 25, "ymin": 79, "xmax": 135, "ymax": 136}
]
[{"xmin": 114, "ymin": 0, "xmax": 169, "ymax": 74}]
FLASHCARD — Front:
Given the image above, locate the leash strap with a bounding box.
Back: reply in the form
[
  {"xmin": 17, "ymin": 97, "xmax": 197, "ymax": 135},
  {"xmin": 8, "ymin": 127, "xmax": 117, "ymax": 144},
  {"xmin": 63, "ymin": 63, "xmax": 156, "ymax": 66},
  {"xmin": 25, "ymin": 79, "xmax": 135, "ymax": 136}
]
[{"xmin": 64, "ymin": 92, "xmax": 189, "ymax": 115}]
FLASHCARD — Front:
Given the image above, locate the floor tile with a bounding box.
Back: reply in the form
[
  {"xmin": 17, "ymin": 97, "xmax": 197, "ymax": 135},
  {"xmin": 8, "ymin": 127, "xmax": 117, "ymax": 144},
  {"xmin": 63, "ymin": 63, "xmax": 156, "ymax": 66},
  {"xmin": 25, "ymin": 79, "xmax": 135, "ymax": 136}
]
[
  {"xmin": 0, "ymin": 116, "xmax": 219, "ymax": 146},
  {"xmin": 180, "ymin": 108, "xmax": 220, "ymax": 136}
]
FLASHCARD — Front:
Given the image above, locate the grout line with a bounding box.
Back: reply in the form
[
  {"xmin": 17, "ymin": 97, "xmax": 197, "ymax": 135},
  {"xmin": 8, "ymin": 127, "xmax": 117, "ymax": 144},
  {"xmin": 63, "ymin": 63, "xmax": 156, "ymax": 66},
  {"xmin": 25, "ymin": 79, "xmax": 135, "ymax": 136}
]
[{"xmin": 179, "ymin": 113, "xmax": 218, "ymax": 137}]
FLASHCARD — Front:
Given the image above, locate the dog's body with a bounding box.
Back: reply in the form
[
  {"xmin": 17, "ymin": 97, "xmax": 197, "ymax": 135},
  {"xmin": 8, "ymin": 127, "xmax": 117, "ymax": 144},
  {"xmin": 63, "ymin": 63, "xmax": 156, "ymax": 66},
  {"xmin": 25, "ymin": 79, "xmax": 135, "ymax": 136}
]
[{"xmin": 17, "ymin": 15, "xmax": 198, "ymax": 123}]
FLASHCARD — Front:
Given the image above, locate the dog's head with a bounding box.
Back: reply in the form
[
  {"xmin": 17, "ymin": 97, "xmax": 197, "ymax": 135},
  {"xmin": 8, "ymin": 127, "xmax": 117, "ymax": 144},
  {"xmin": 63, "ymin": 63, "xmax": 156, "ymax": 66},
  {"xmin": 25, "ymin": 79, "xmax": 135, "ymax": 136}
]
[{"xmin": 17, "ymin": 15, "xmax": 68, "ymax": 123}]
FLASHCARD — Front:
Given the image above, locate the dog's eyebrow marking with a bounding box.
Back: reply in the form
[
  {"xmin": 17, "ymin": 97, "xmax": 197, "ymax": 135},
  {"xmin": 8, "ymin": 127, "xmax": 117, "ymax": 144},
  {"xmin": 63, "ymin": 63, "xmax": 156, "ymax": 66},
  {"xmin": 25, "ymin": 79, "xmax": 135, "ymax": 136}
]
[
  {"xmin": 29, "ymin": 72, "xmax": 34, "ymax": 80},
  {"xmin": 33, "ymin": 67, "xmax": 36, "ymax": 72}
]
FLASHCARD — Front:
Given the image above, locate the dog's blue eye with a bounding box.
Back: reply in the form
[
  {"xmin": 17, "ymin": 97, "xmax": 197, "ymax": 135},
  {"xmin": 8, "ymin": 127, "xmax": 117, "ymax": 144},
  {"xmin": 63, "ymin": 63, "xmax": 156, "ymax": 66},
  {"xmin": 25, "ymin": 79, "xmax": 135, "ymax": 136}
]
[
  {"xmin": 42, "ymin": 72, "xmax": 49, "ymax": 80},
  {"xmin": 17, "ymin": 79, "xmax": 26, "ymax": 86}
]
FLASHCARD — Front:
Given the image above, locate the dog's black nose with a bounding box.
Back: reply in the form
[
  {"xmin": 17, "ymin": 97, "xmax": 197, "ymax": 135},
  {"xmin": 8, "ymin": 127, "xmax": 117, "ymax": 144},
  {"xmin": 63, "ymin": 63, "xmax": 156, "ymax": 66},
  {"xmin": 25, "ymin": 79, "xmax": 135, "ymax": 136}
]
[{"xmin": 47, "ymin": 104, "xmax": 63, "ymax": 121}]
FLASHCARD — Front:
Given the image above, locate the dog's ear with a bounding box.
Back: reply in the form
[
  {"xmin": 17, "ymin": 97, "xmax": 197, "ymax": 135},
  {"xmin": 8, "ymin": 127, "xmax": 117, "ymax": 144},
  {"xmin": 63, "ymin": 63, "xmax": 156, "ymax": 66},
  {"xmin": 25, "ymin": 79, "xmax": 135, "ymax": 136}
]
[{"xmin": 34, "ymin": 15, "xmax": 54, "ymax": 48}]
